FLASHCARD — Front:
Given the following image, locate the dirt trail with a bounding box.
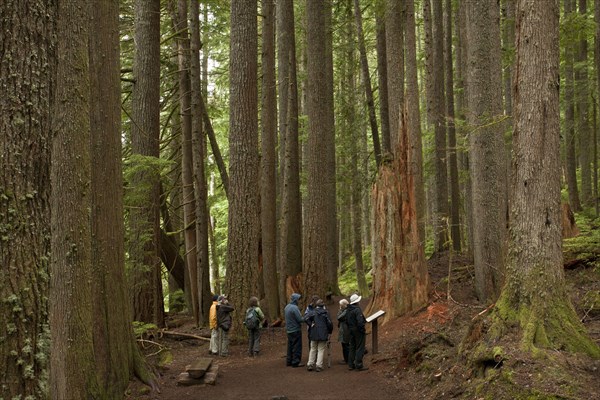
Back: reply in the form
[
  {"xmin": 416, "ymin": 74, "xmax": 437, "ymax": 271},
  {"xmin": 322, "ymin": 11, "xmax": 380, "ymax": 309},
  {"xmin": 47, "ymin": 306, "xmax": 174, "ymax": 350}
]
[{"xmin": 129, "ymin": 308, "xmax": 401, "ymax": 400}]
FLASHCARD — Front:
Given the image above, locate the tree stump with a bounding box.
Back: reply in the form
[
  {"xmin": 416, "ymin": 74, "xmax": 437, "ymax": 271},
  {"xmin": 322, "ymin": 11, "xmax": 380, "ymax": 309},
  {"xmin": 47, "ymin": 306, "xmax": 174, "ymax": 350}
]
[{"xmin": 561, "ymin": 203, "xmax": 579, "ymax": 238}]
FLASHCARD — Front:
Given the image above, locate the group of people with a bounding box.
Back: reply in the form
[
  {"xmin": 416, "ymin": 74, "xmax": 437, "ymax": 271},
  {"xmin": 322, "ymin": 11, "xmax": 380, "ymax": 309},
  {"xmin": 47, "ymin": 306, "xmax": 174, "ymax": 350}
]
[
  {"xmin": 284, "ymin": 293, "xmax": 368, "ymax": 372},
  {"xmin": 209, "ymin": 294, "xmax": 265, "ymax": 357}
]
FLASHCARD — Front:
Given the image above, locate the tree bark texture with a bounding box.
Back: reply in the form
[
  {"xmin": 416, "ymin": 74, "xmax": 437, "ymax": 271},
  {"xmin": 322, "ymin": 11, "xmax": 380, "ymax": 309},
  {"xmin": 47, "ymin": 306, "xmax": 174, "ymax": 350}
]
[
  {"xmin": 344, "ymin": 0, "xmax": 368, "ymax": 296},
  {"xmin": 261, "ymin": 0, "xmax": 281, "ymax": 319},
  {"xmin": 496, "ymin": 0, "xmax": 599, "ymax": 356},
  {"xmin": 564, "ymin": 0, "xmax": 582, "ymax": 211},
  {"xmin": 433, "ymin": 0, "xmax": 450, "ymax": 253},
  {"xmin": 577, "ymin": 0, "xmax": 593, "ymax": 207},
  {"xmin": 405, "ymin": 0, "xmax": 427, "ymax": 246},
  {"xmin": 174, "ymin": 0, "xmax": 200, "ymax": 325},
  {"xmin": 89, "ymin": 0, "xmax": 134, "ymax": 394},
  {"xmin": 368, "ymin": 107, "xmax": 430, "ymax": 322},
  {"xmin": 277, "ymin": 0, "xmax": 303, "ymax": 314},
  {"xmin": 456, "ymin": 0, "xmax": 475, "ymax": 258},
  {"xmin": 190, "ymin": 0, "xmax": 211, "ymax": 326},
  {"xmin": 226, "ymin": 0, "xmax": 260, "ymax": 335},
  {"xmin": 304, "ymin": 0, "xmax": 339, "ymax": 298},
  {"xmin": 376, "ymin": 16, "xmax": 391, "ymax": 158},
  {"xmin": 385, "ymin": 0, "xmax": 405, "ymax": 155},
  {"xmin": 0, "ymin": 2, "xmax": 54, "ymax": 397},
  {"xmin": 130, "ymin": 0, "xmax": 164, "ymax": 326},
  {"xmin": 50, "ymin": 0, "xmax": 99, "ymax": 395},
  {"xmin": 465, "ymin": 0, "xmax": 507, "ymax": 302},
  {"xmin": 445, "ymin": 0, "xmax": 462, "ymax": 252}
]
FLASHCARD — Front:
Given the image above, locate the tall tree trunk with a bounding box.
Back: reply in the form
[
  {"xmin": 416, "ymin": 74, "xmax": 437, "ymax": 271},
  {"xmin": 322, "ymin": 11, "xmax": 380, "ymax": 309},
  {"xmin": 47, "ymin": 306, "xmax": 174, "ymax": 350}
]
[
  {"xmin": 189, "ymin": 0, "xmax": 211, "ymax": 326},
  {"xmin": 345, "ymin": 0, "xmax": 368, "ymax": 295},
  {"xmin": 494, "ymin": 0, "xmax": 598, "ymax": 357},
  {"xmin": 174, "ymin": 0, "xmax": 200, "ymax": 325},
  {"xmin": 0, "ymin": 2, "xmax": 53, "ymax": 397},
  {"xmin": 405, "ymin": 0, "xmax": 427, "ymax": 244},
  {"xmin": 376, "ymin": 16, "xmax": 391, "ymax": 158},
  {"xmin": 226, "ymin": 0, "xmax": 260, "ymax": 335},
  {"xmin": 304, "ymin": 0, "xmax": 339, "ymax": 299},
  {"xmin": 595, "ymin": 0, "xmax": 600, "ymax": 215},
  {"xmin": 89, "ymin": 0, "xmax": 135, "ymax": 394},
  {"xmin": 565, "ymin": 0, "xmax": 582, "ymax": 211},
  {"xmin": 502, "ymin": 0, "xmax": 514, "ymax": 116},
  {"xmin": 209, "ymin": 214, "xmax": 221, "ymax": 294},
  {"xmin": 465, "ymin": 0, "xmax": 507, "ymax": 302},
  {"xmin": 425, "ymin": 0, "xmax": 450, "ymax": 253},
  {"xmin": 261, "ymin": 0, "xmax": 280, "ymax": 319},
  {"xmin": 353, "ymin": 0, "xmax": 382, "ymax": 167},
  {"xmin": 456, "ymin": 0, "xmax": 474, "ymax": 259},
  {"xmin": 278, "ymin": 0, "xmax": 303, "ymax": 312},
  {"xmin": 445, "ymin": 0, "xmax": 461, "ymax": 252},
  {"xmin": 50, "ymin": 1, "xmax": 99, "ymax": 395},
  {"xmin": 577, "ymin": 0, "xmax": 593, "ymax": 206},
  {"xmin": 130, "ymin": 0, "xmax": 164, "ymax": 326},
  {"xmin": 386, "ymin": 0, "xmax": 405, "ymax": 155}
]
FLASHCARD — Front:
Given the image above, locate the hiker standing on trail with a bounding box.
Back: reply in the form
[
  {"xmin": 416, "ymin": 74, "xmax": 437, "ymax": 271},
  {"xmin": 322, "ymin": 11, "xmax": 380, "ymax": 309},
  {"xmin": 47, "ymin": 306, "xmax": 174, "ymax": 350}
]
[
  {"xmin": 337, "ymin": 298, "xmax": 350, "ymax": 364},
  {"xmin": 284, "ymin": 293, "xmax": 304, "ymax": 367},
  {"xmin": 216, "ymin": 295, "xmax": 234, "ymax": 357},
  {"xmin": 346, "ymin": 294, "xmax": 368, "ymax": 371},
  {"xmin": 305, "ymin": 299, "xmax": 333, "ymax": 372},
  {"xmin": 304, "ymin": 295, "xmax": 319, "ymax": 351},
  {"xmin": 209, "ymin": 294, "xmax": 219, "ymax": 355},
  {"xmin": 245, "ymin": 296, "xmax": 265, "ymax": 357}
]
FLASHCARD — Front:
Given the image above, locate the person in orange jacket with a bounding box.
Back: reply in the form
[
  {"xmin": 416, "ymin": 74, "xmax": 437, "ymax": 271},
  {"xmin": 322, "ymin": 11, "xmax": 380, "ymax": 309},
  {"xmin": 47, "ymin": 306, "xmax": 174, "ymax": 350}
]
[{"xmin": 209, "ymin": 294, "xmax": 219, "ymax": 355}]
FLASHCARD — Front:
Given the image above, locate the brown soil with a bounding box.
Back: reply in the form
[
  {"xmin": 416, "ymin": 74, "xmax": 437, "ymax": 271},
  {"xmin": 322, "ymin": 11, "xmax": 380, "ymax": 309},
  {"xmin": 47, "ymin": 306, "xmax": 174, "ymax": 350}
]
[{"xmin": 127, "ymin": 253, "xmax": 600, "ymax": 400}]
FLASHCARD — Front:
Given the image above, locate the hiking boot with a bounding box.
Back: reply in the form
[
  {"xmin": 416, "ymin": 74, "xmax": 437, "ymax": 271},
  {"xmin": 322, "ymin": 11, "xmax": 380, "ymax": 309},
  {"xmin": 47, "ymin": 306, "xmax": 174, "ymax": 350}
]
[
  {"xmin": 355, "ymin": 366, "xmax": 369, "ymax": 371},
  {"xmin": 307, "ymin": 365, "xmax": 314, "ymax": 371},
  {"xmin": 315, "ymin": 367, "xmax": 323, "ymax": 372}
]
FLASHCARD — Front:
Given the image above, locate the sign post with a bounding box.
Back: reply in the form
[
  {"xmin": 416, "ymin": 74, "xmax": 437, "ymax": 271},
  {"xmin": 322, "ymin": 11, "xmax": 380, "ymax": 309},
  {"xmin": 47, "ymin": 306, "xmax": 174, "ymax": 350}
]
[{"xmin": 365, "ymin": 310, "xmax": 385, "ymax": 355}]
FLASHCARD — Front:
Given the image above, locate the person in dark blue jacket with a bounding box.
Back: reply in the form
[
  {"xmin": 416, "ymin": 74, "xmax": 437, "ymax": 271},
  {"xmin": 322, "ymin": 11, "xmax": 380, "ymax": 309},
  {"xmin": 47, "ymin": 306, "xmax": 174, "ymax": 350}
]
[
  {"xmin": 346, "ymin": 294, "xmax": 368, "ymax": 371},
  {"xmin": 305, "ymin": 298, "xmax": 333, "ymax": 372},
  {"xmin": 284, "ymin": 293, "xmax": 304, "ymax": 367}
]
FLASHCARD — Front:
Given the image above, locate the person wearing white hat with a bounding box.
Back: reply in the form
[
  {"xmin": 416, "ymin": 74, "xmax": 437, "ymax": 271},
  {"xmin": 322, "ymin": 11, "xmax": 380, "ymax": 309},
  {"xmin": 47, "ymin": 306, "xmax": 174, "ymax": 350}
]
[{"xmin": 346, "ymin": 293, "xmax": 368, "ymax": 371}]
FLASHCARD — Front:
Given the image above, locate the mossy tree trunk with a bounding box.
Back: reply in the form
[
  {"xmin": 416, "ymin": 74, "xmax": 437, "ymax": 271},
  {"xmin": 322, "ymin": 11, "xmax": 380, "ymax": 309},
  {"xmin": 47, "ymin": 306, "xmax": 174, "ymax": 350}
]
[
  {"xmin": 0, "ymin": 1, "xmax": 54, "ymax": 397},
  {"xmin": 493, "ymin": 0, "xmax": 599, "ymax": 357}
]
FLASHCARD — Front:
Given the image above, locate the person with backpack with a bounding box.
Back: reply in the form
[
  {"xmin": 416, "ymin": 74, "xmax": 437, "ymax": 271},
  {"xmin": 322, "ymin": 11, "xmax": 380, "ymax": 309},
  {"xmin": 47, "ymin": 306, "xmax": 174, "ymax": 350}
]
[
  {"xmin": 346, "ymin": 294, "xmax": 368, "ymax": 371},
  {"xmin": 305, "ymin": 298, "xmax": 333, "ymax": 372},
  {"xmin": 244, "ymin": 296, "xmax": 265, "ymax": 357},
  {"xmin": 337, "ymin": 298, "xmax": 350, "ymax": 364},
  {"xmin": 284, "ymin": 293, "xmax": 304, "ymax": 368},
  {"xmin": 216, "ymin": 295, "xmax": 234, "ymax": 357},
  {"xmin": 208, "ymin": 294, "xmax": 219, "ymax": 355}
]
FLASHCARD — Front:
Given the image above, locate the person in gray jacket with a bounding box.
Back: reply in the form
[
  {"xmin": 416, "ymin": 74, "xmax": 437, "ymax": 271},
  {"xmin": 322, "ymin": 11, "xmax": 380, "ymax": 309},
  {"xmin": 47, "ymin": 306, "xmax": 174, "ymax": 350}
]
[{"xmin": 284, "ymin": 293, "xmax": 304, "ymax": 367}]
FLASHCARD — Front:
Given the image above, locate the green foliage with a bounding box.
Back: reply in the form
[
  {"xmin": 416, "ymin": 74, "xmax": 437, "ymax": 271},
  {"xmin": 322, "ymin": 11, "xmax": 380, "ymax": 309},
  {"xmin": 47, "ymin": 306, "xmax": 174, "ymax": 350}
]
[
  {"xmin": 338, "ymin": 247, "xmax": 372, "ymax": 295},
  {"xmin": 132, "ymin": 321, "xmax": 158, "ymax": 339}
]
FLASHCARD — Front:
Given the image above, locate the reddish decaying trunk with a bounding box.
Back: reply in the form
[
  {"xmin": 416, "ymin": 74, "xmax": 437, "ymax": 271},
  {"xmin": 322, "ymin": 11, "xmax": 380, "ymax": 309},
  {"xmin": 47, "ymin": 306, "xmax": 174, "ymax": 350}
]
[{"xmin": 367, "ymin": 108, "xmax": 429, "ymax": 322}]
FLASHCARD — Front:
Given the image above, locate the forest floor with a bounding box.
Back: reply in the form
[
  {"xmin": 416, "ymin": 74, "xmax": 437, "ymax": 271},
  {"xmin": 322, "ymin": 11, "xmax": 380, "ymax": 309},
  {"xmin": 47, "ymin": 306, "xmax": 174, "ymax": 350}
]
[{"xmin": 127, "ymin": 252, "xmax": 600, "ymax": 400}]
